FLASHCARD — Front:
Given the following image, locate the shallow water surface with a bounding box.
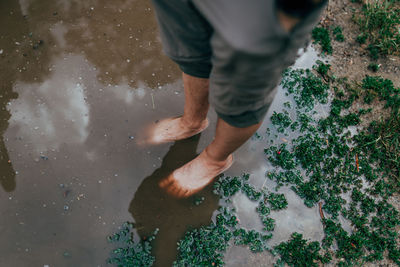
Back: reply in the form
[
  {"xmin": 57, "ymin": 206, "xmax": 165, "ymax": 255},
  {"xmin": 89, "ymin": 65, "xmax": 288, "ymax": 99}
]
[{"xmin": 0, "ymin": 1, "xmax": 326, "ymax": 266}]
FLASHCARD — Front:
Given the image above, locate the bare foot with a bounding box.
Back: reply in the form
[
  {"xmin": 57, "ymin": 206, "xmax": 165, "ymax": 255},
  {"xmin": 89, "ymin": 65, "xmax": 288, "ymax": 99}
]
[
  {"xmin": 141, "ymin": 117, "xmax": 209, "ymax": 145},
  {"xmin": 159, "ymin": 150, "xmax": 233, "ymax": 198}
]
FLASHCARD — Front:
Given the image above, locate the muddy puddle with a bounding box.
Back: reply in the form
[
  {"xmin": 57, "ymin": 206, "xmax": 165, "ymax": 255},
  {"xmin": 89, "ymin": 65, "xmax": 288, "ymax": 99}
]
[{"xmin": 1, "ymin": 1, "xmax": 330, "ymax": 266}]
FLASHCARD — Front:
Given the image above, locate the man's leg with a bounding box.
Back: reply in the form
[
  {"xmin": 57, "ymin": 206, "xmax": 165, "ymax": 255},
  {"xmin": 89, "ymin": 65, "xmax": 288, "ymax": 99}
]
[
  {"xmin": 181, "ymin": 72, "xmax": 210, "ymax": 129},
  {"xmin": 160, "ymin": 118, "xmax": 262, "ymax": 197},
  {"xmin": 146, "ymin": 72, "xmax": 210, "ymax": 144}
]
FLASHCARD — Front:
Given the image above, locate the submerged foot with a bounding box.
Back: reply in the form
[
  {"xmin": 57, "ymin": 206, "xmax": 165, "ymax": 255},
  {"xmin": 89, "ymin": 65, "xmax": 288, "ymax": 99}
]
[
  {"xmin": 142, "ymin": 117, "xmax": 209, "ymax": 145},
  {"xmin": 159, "ymin": 149, "xmax": 233, "ymax": 198}
]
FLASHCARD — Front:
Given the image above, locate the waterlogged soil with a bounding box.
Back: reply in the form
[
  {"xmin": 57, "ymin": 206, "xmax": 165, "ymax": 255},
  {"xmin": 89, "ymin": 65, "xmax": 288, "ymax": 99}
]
[{"xmin": 1, "ymin": 0, "xmax": 399, "ymax": 267}]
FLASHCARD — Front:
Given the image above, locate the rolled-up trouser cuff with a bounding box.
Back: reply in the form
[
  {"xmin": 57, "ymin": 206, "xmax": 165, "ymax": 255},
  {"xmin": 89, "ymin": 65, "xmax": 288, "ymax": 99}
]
[
  {"xmin": 172, "ymin": 57, "xmax": 212, "ymax": 79},
  {"xmin": 216, "ymin": 104, "xmax": 270, "ymax": 128}
]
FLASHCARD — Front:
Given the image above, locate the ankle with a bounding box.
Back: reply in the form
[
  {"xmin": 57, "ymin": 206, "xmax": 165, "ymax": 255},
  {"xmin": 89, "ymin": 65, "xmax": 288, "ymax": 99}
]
[
  {"xmin": 180, "ymin": 116, "xmax": 207, "ymax": 130},
  {"xmin": 203, "ymin": 146, "xmax": 231, "ymax": 164}
]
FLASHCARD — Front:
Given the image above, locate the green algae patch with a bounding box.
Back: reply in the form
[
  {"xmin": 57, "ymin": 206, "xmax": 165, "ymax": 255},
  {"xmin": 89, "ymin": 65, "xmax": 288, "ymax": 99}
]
[
  {"xmin": 267, "ymin": 63, "xmax": 400, "ymax": 266},
  {"xmin": 281, "ymin": 68, "xmax": 329, "ymax": 111},
  {"xmin": 266, "ymin": 193, "xmax": 288, "ymax": 211},
  {"xmin": 172, "ymin": 174, "xmax": 282, "ymax": 266},
  {"xmin": 107, "ymin": 222, "xmax": 159, "ymax": 267},
  {"xmin": 271, "ymin": 111, "xmax": 292, "ymax": 133},
  {"xmin": 274, "ymin": 232, "xmax": 331, "ymax": 267},
  {"xmin": 173, "ymin": 207, "xmax": 236, "ymax": 266}
]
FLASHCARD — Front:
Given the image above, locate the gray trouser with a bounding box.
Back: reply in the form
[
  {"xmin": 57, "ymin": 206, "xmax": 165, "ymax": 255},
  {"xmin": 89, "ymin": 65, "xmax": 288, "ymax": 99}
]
[{"xmin": 152, "ymin": 0, "xmax": 325, "ymax": 127}]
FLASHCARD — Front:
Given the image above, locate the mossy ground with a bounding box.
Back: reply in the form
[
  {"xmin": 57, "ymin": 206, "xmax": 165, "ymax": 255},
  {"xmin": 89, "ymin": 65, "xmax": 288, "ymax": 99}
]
[
  {"xmin": 108, "ymin": 2, "xmax": 400, "ymax": 266},
  {"xmin": 107, "ymin": 61, "xmax": 399, "ymax": 266}
]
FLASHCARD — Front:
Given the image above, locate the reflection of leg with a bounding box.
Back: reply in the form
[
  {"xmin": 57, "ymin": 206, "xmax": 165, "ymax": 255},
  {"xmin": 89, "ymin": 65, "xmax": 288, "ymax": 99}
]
[
  {"xmin": 160, "ymin": 118, "xmax": 262, "ymax": 197},
  {"xmin": 129, "ymin": 135, "xmax": 220, "ymax": 267},
  {"xmin": 146, "ymin": 73, "xmax": 210, "ymax": 144},
  {"xmin": 0, "ymin": 140, "xmax": 16, "ymax": 192}
]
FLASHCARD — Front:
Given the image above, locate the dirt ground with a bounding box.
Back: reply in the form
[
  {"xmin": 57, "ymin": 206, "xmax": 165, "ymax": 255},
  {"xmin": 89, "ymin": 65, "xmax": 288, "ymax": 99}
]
[
  {"xmin": 322, "ymin": 0, "xmax": 399, "ymax": 123},
  {"xmin": 323, "ymin": 0, "xmax": 400, "ymax": 84},
  {"xmin": 322, "ymin": 1, "xmax": 400, "ymax": 266}
]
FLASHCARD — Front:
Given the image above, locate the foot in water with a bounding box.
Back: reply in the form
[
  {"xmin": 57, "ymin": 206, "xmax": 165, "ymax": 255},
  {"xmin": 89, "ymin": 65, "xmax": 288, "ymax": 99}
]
[
  {"xmin": 141, "ymin": 117, "xmax": 209, "ymax": 145},
  {"xmin": 159, "ymin": 149, "xmax": 233, "ymax": 198}
]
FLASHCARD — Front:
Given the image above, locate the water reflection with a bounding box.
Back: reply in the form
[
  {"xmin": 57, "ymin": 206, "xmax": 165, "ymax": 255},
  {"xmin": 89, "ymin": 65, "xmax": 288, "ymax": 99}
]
[
  {"xmin": 1, "ymin": 0, "xmax": 180, "ymax": 193},
  {"xmin": 14, "ymin": 0, "xmax": 180, "ymax": 88},
  {"xmin": 0, "ymin": 0, "xmax": 330, "ymax": 265},
  {"xmin": 0, "ymin": 141, "xmax": 16, "ymax": 192},
  {"xmin": 129, "ymin": 135, "xmax": 219, "ymax": 267},
  {"xmin": 8, "ymin": 55, "xmax": 91, "ymax": 154},
  {"xmin": 0, "ymin": 0, "xmax": 26, "ymax": 192}
]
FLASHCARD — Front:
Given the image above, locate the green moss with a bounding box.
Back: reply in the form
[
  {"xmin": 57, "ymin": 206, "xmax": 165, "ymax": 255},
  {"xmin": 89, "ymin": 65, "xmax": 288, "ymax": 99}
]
[
  {"xmin": 267, "ymin": 170, "xmax": 303, "ymax": 190},
  {"xmin": 294, "ymin": 134, "xmax": 327, "ymax": 173},
  {"xmin": 274, "ymin": 232, "xmax": 327, "ymax": 267},
  {"xmin": 312, "ymin": 27, "xmax": 333, "ymax": 54},
  {"xmin": 332, "ymin": 26, "xmax": 345, "ymax": 42},
  {"xmin": 368, "ymin": 44, "xmax": 380, "ymax": 60},
  {"xmin": 281, "ymin": 68, "xmax": 329, "ymax": 111},
  {"xmin": 256, "ymin": 199, "xmax": 276, "ymax": 231},
  {"xmin": 277, "ymin": 64, "xmax": 399, "ymax": 265},
  {"xmin": 266, "ymin": 193, "xmax": 288, "ymax": 211},
  {"xmin": 265, "ymin": 144, "xmax": 297, "ymax": 170},
  {"xmin": 241, "ymin": 183, "xmax": 262, "ymax": 201},
  {"xmin": 356, "ymin": 33, "xmax": 367, "ymax": 44},
  {"xmin": 314, "ymin": 60, "xmax": 331, "ymax": 77},
  {"xmin": 361, "ymin": 76, "xmax": 399, "ymax": 110},
  {"xmin": 107, "ymin": 222, "xmax": 158, "ymax": 267},
  {"xmin": 261, "ymin": 217, "xmax": 276, "ymax": 232},
  {"xmin": 174, "ymin": 174, "xmax": 283, "ymax": 265},
  {"xmin": 323, "ymin": 195, "xmax": 346, "ymax": 219},
  {"xmin": 368, "ymin": 62, "xmax": 380, "ymax": 72},
  {"xmin": 173, "ymin": 221, "xmax": 231, "ymax": 266},
  {"xmin": 213, "ymin": 175, "xmax": 243, "ymax": 199},
  {"xmin": 271, "ymin": 111, "xmax": 292, "ymax": 133},
  {"xmin": 233, "ymin": 229, "xmax": 272, "ymax": 252}
]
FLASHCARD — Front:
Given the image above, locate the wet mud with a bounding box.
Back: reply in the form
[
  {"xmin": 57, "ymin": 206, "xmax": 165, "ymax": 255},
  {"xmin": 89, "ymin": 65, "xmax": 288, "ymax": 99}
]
[{"xmin": 0, "ymin": 1, "xmax": 325, "ymax": 266}]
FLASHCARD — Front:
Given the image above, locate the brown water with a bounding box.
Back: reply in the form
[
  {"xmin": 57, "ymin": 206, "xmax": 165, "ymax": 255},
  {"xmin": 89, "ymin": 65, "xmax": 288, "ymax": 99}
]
[{"xmin": 0, "ymin": 1, "xmax": 325, "ymax": 266}]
